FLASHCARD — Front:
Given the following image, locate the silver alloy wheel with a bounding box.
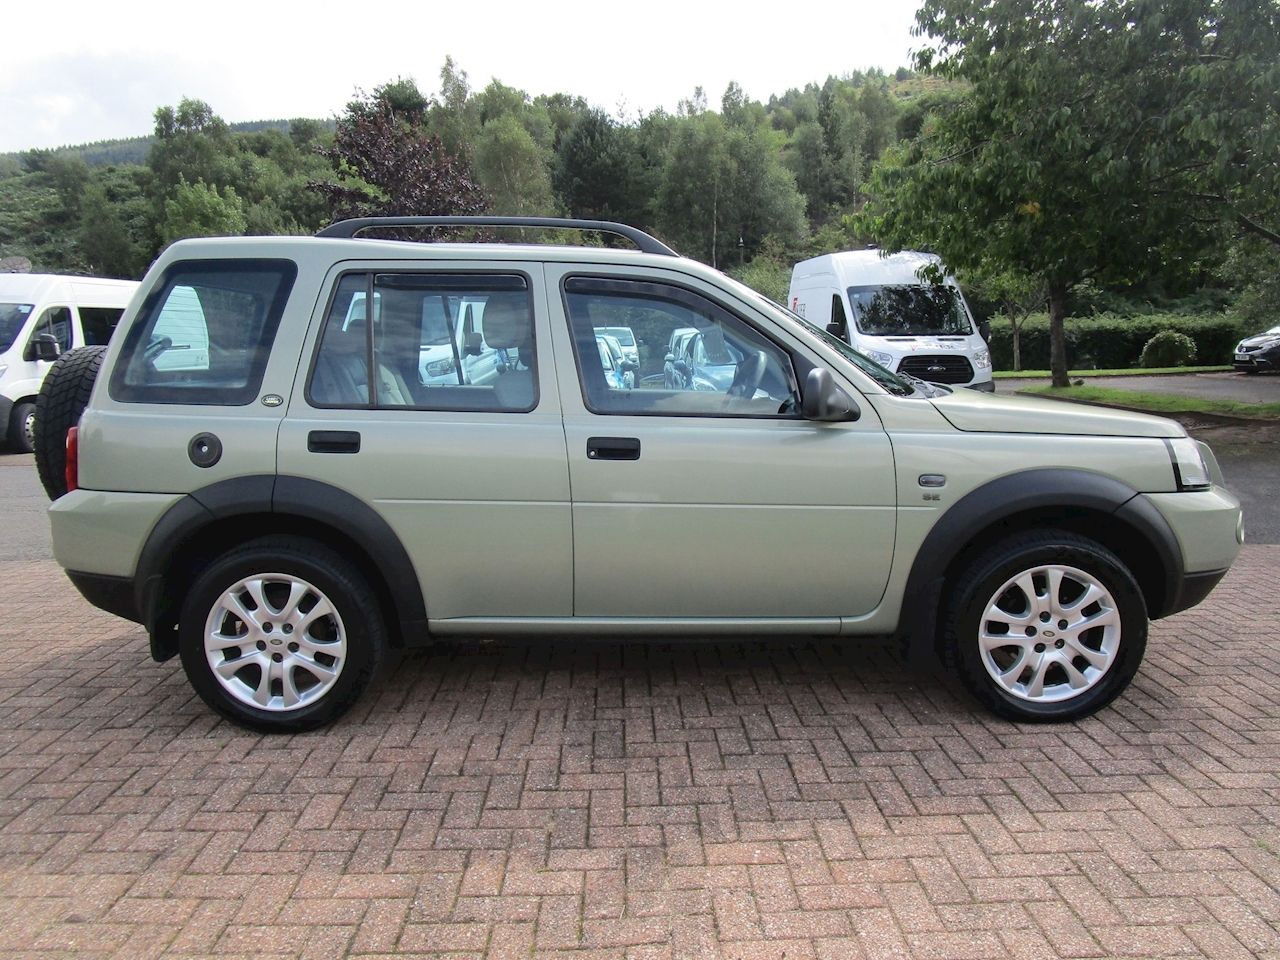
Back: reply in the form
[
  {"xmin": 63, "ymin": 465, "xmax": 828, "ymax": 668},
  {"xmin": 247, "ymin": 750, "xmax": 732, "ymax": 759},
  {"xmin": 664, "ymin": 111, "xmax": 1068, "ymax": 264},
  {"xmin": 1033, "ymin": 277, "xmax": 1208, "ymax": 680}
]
[
  {"xmin": 978, "ymin": 563, "xmax": 1121, "ymax": 703},
  {"xmin": 22, "ymin": 410, "xmax": 35, "ymax": 449},
  {"xmin": 204, "ymin": 573, "xmax": 347, "ymax": 712}
]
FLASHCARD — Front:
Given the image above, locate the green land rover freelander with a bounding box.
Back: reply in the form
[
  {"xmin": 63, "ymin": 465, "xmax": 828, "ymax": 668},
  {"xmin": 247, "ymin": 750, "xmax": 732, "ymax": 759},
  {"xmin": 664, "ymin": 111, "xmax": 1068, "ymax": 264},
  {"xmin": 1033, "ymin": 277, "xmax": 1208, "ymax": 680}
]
[{"xmin": 37, "ymin": 218, "xmax": 1244, "ymax": 733}]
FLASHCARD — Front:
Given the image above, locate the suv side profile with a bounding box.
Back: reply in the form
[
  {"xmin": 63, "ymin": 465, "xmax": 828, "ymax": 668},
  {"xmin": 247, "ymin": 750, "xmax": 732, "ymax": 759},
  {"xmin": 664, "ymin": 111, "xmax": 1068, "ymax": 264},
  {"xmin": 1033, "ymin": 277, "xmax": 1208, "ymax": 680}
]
[{"xmin": 44, "ymin": 217, "xmax": 1243, "ymax": 733}]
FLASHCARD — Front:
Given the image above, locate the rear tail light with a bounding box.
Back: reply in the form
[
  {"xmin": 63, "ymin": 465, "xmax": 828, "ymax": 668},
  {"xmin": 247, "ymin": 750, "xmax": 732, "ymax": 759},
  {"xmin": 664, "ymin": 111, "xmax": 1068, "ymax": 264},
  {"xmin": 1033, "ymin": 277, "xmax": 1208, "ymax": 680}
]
[{"xmin": 65, "ymin": 426, "xmax": 79, "ymax": 494}]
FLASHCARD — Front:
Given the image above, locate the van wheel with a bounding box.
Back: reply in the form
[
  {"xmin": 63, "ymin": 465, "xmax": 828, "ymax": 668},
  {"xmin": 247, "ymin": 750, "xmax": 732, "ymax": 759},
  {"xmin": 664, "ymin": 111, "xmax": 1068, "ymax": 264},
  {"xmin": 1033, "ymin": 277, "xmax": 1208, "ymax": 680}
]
[
  {"xmin": 178, "ymin": 536, "xmax": 387, "ymax": 733},
  {"xmin": 8, "ymin": 401, "xmax": 35, "ymax": 454},
  {"xmin": 943, "ymin": 530, "xmax": 1148, "ymax": 722},
  {"xmin": 33, "ymin": 346, "xmax": 107, "ymax": 498}
]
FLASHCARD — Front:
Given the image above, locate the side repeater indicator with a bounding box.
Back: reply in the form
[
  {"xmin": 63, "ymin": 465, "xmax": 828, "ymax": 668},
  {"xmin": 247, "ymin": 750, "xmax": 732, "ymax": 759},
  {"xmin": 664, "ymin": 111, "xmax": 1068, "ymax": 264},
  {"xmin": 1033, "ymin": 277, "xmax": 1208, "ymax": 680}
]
[{"xmin": 919, "ymin": 474, "xmax": 946, "ymax": 502}]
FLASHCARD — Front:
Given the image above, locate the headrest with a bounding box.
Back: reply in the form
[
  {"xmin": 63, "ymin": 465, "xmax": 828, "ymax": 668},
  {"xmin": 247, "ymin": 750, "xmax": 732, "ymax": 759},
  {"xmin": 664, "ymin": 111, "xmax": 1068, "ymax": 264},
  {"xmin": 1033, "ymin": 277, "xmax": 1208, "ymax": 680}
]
[{"xmin": 482, "ymin": 295, "xmax": 530, "ymax": 350}]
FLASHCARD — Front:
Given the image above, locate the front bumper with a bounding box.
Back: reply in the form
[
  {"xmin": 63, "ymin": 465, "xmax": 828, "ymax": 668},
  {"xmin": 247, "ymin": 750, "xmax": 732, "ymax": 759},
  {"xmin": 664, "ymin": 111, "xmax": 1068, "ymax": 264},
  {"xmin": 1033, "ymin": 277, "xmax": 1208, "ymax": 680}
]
[
  {"xmin": 966, "ymin": 379, "xmax": 996, "ymax": 393},
  {"xmin": 1233, "ymin": 353, "xmax": 1276, "ymax": 371},
  {"xmin": 0, "ymin": 394, "xmax": 11, "ymax": 442},
  {"xmin": 1145, "ymin": 485, "xmax": 1243, "ymax": 615}
]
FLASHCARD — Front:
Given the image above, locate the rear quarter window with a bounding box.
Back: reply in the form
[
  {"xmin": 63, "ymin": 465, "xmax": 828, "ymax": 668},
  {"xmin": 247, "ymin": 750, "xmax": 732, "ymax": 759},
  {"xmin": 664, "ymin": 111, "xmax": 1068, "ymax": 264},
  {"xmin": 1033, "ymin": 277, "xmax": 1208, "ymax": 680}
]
[{"xmin": 109, "ymin": 260, "xmax": 296, "ymax": 405}]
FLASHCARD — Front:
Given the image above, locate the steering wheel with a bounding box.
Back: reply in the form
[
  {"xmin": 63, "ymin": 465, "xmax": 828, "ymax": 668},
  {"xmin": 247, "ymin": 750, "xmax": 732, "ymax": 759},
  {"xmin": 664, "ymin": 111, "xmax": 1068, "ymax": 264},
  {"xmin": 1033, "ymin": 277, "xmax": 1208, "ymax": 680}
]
[{"xmin": 727, "ymin": 350, "xmax": 767, "ymax": 398}]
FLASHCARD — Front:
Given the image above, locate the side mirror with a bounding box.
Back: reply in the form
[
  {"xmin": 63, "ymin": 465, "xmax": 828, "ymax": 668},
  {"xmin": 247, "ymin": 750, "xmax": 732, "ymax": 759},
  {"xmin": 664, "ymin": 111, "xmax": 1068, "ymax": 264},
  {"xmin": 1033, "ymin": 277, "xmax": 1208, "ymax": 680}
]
[
  {"xmin": 802, "ymin": 367, "xmax": 860, "ymax": 422},
  {"xmin": 620, "ymin": 358, "xmax": 638, "ymax": 372},
  {"xmin": 463, "ymin": 331, "xmax": 484, "ymax": 357},
  {"xmin": 826, "ymin": 320, "xmax": 847, "ymax": 339},
  {"xmin": 33, "ymin": 333, "xmax": 61, "ymax": 362}
]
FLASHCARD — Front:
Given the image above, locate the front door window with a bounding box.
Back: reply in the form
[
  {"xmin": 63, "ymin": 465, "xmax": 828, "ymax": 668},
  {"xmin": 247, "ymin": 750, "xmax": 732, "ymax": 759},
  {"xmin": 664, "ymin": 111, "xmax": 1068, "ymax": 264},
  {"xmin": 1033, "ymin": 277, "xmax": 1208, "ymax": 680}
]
[{"xmin": 562, "ymin": 277, "xmax": 801, "ymax": 418}]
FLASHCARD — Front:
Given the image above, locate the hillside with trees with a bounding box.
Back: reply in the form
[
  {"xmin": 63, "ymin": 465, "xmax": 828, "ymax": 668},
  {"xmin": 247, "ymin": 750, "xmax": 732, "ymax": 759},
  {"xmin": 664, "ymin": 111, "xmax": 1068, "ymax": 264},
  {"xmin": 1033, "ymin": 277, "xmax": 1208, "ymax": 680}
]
[
  {"xmin": 0, "ymin": 62, "xmax": 918, "ymax": 287},
  {"xmin": 1, "ymin": 1, "xmax": 1276, "ymax": 369}
]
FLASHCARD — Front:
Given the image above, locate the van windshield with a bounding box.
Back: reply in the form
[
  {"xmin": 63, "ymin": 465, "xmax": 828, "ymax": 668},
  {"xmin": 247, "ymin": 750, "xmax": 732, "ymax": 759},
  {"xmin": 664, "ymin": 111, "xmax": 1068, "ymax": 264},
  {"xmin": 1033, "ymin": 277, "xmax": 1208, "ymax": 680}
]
[
  {"xmin": 848, "ymin": 284, "xmax": 973, "ymax": 337},
  {"xmin": 723, "ymin": 280, "xmax": 915, "ymax": 397},
  {"xmin": 0, "ymin": 303, "xmax": 34, "ymax": 353}
]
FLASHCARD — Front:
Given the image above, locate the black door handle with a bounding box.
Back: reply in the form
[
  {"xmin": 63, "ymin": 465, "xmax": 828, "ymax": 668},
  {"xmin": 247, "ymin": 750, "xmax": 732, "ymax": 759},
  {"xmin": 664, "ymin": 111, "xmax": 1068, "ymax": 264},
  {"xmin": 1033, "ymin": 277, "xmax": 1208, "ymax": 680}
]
[
  {"xmin": 308, "ymin": 430, "xmax": 361, "ymax": 454},
  {"xmin": 587, "ymin": 436, "xmax": 641, "ymax": 461}
]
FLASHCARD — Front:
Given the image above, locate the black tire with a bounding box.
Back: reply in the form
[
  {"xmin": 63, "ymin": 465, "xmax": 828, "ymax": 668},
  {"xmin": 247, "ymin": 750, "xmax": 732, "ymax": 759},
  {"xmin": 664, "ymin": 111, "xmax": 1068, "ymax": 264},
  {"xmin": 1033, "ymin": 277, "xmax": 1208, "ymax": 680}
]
[
  {"xmin": 178, "ymin": 536, "xmax": 387, "ymax": 733},
  {"xmin": 8, "ymin": 400, "xmax": 35, "ymax": 454},
  {"xmin": 943, "ymin": 529, "xmax": 1148, "ymax": 723},
  {"xmin": 33, "ymin": 345, "xmax": 107, "ymax": 499}
]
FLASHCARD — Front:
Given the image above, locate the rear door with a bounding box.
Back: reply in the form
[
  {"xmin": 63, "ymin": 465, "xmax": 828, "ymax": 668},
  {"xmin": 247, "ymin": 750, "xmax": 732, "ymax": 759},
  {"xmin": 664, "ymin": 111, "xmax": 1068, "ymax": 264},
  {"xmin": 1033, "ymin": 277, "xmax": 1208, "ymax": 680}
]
[
  {"xmin": 277, "ymin": 261, "xmax": 572, "ymax": 621},
  {"xmin": 547, "ymin": 266, "xmax": 898, "ymax": 622}
]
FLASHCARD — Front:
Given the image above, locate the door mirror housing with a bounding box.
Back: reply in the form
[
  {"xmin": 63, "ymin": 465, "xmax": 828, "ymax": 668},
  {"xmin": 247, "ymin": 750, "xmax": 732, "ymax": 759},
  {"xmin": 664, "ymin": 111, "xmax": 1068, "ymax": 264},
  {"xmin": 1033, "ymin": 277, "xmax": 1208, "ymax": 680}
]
[
  {"xmin": 802, "ymin": 367, "xmax": 860, "ymax": 422},
  {"xmin": 32, "ymin": 333, "xmax": 61, "ymax": 362},
  {"xmin": 462, "ymin": 331, "xmax": 484, "ymax": 357}
]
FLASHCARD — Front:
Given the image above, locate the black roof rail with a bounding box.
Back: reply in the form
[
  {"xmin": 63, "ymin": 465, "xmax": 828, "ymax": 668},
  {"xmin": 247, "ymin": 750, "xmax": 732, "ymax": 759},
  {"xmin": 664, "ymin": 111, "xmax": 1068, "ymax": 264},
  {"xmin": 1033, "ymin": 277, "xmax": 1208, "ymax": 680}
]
[{"xmin": 315, "ymin": 216, "xmax": 680, "ymax": 258}]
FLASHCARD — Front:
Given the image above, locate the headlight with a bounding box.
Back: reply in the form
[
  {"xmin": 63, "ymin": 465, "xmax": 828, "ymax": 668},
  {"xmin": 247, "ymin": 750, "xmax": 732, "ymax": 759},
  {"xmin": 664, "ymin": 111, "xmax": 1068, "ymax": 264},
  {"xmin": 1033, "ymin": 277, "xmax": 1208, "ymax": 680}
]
[
  {"xmin": 973, "ymin": 348, "xmax": 991, "ymax": 369},
  {"xmin": 1165, "ymin": 437, "xmax": 1211, "ymax": 491},
  {"xmin": 863, "ymin": 350, "xmax": 894, "ymax": 368},
  {"xmin": 425, "ymin": 357, "xmax": 456, "ymax": 377}
]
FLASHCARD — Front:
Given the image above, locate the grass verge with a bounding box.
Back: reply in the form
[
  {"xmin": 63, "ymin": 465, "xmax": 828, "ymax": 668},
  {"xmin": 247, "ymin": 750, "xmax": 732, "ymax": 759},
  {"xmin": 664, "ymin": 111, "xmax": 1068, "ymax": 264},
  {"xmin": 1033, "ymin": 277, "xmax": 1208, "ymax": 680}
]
[
  {"xmin": 993, "ymin": 365, "xmax": 1232, "ymax": 379},
  {"xmin": 1017, "ymin": 384, "xmax": 1280, "ymax": 420}
]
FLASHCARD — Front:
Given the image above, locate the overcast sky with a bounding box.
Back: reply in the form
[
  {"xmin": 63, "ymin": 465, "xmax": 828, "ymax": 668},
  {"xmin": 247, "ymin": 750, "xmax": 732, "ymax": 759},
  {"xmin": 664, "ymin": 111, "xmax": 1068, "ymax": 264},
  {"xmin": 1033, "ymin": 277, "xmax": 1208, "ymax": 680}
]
[{"xmin": 2, "ymin": 0, "xmax": 922, "ymax": 153}]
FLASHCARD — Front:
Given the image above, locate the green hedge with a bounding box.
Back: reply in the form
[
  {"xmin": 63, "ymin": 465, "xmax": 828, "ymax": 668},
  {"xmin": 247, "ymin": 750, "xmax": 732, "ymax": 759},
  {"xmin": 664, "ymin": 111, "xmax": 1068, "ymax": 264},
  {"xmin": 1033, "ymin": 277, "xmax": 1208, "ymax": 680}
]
[{"xmin": 987, "ymin": 313, "xmax": 1252, "ymax": 371}]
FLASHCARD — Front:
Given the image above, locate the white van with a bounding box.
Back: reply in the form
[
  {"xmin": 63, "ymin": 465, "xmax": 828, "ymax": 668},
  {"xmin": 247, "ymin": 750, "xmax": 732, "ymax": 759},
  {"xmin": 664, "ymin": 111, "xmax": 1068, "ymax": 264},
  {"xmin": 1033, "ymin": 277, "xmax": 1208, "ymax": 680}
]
[
  {"xmin": 788, "ymin": 250, "xmax": 993, "ymax": 391},
  {"xmin": 0, "ymin": 273, "xmax": 140, "ymax": 452}
]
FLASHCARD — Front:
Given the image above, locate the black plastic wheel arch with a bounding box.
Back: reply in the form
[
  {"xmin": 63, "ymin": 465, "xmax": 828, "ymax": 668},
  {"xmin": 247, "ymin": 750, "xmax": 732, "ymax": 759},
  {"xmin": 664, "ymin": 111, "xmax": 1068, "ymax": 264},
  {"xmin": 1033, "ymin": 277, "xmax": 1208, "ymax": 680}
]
[
  {"xmin": 133, "ymin": 475, "xmax": 427, "ymax": 661},
  {"xmin": 897, "ymin": 468, "xmax": 1184, "ymax": 661}
]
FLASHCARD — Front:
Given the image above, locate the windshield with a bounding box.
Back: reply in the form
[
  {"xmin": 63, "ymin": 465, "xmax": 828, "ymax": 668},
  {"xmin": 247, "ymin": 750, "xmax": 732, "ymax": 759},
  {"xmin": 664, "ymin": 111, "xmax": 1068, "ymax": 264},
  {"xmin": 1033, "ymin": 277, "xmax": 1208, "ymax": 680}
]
[
  {"xmin": 727, "ymin": 282, "xmax": 915, "ymax": 397},
  {"xmin": 602, "ymin": 326, "xmax": 635, "ymax": 346},
  {"xmin": 848, "ymin": 284, "xmax": 973, "ymax": 337},
  {"xmin": 0, "ymin": 302, "xmax": 34, "ymax": 353}
]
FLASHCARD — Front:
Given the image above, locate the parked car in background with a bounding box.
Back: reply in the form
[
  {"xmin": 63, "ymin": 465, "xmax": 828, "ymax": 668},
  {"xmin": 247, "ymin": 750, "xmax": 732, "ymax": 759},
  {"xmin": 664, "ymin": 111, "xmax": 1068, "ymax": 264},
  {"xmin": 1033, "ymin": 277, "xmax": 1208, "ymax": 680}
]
[
  {"xmin": 1234, "ymin": 324, "xmax": 1280, "ymax": 373},
  {"xmin": 0, "ymin": 273, "xmax": 138, "ymax": 452},
  {"xmin": 788, "ymin": 250, "xmax": 993, "ymax": 392},
  {"xmin": 596, "ymin": 332, "xmax": 637, "ymax": 388},
  {"xmin": 594, "ymin": 325, "xmax": 640, "ymax": 367}
]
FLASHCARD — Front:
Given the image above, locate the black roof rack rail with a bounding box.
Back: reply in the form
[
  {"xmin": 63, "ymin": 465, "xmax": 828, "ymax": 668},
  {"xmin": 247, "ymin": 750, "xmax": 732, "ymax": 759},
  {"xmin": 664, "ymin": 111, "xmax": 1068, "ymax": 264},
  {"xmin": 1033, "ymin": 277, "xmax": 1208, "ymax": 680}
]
[{"xmin": 315, "ymin": 216, "xmax": 679, "ymax": 257}]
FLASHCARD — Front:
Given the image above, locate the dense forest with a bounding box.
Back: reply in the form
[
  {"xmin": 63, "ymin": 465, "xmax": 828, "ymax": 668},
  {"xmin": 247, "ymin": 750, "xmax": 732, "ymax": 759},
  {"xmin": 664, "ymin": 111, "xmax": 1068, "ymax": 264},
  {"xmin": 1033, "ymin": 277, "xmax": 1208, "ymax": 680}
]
[{"xmin": 2, "ymin": 0, "xmax": 1277, "ymax": 379}]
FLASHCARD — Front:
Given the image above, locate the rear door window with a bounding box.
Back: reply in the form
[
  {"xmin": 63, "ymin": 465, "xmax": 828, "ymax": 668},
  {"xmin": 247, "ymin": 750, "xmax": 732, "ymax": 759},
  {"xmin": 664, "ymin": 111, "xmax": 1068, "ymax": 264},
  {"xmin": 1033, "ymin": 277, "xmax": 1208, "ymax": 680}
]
[
  {"xmin": 307, "ymin": 272, "xmax": 536, "ymax": 412},
  {"xmin": 110, "ymin": 260, "xmax": 295, "ymax": 404}
]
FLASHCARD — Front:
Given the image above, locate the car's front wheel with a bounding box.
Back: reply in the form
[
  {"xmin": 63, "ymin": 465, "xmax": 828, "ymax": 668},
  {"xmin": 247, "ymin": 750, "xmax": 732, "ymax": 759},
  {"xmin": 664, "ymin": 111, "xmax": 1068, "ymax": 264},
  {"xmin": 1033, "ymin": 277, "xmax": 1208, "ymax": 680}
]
[
  {"xmin": 943, "ymin": 530, "xmax": 1148, "ymax": 722},
  {"xmin": 178, "ymin": 536, "xmax": 387, "ymax": 733}
]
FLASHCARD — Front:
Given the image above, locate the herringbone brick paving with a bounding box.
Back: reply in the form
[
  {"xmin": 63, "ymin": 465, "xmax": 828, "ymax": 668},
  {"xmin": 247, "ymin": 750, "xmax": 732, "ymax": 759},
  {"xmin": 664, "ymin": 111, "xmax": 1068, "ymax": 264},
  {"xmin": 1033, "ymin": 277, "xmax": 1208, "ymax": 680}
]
[{"xmin": 0, "ymin": 548, "xmax": 1278, "ymax": 958}]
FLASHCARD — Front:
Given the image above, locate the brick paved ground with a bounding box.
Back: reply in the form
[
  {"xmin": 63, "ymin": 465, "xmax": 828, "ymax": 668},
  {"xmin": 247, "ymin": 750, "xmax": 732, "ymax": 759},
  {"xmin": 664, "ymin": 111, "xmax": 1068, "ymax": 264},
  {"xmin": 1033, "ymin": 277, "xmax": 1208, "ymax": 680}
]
[{"xmin": 1, "ymin": 547, "xmax": 1278, "ymax": 959}]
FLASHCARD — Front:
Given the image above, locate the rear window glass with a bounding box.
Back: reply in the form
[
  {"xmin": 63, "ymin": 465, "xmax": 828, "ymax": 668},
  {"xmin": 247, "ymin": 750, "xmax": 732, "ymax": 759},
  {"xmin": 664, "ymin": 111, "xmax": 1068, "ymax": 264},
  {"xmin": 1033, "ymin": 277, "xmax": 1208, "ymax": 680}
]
[{"xmin": 110, "ymin": 260, "xmax": 295, "ymax": 405}]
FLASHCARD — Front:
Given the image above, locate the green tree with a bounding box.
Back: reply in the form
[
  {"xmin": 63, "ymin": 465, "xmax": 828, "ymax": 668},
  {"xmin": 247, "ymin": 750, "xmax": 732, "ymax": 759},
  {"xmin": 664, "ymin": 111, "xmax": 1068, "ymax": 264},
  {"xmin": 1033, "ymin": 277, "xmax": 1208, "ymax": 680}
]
[
  {"xmin": 858, "ymin": 0, "xmax": 1257, "ymax": 386},
  {"xmin": 78, "ymin": 182, "xmax": 140, "ymax": 277},
  {"xmin": 657, "ymin": 109, "xmax": 806, "ymax": 266},
  {"xmin": 473, "ymin": 114, "xmax": 557, "ymax": 215},
  {"xmin": 553, "ymin": 109, "xmax": 644, "ymax": 224},
  {"xmin": 160, "ymin": 176, "xmax": 247, "ymax": 246}
]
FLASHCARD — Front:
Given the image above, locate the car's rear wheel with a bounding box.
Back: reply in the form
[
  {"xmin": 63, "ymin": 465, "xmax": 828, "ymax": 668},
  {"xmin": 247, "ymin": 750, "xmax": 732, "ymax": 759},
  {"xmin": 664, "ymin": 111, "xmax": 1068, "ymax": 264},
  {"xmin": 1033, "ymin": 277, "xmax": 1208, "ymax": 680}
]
[
  {"xmin": 943, "ymin": 530, "xmax": 1148, "ymax": 722},
  {"xmin": 178, "ymin": 536, "xmax": 387, "ymax": 733}
]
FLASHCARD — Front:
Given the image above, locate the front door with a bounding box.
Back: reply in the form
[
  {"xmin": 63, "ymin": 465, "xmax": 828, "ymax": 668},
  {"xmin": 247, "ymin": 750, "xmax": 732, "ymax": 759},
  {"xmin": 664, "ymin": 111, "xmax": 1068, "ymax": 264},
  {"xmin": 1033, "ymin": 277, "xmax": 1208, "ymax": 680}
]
[
  {"xmin": 278, "ymin": 262, "xmax": 572, "ymax": 622},
  {"xmin": 547, "ymin": 269, "xmax": 898, "ymax": 622}
]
